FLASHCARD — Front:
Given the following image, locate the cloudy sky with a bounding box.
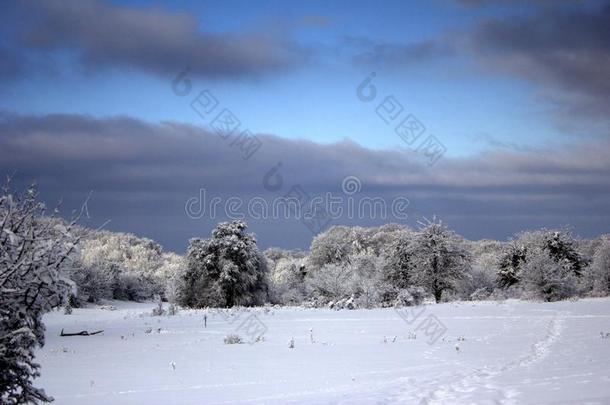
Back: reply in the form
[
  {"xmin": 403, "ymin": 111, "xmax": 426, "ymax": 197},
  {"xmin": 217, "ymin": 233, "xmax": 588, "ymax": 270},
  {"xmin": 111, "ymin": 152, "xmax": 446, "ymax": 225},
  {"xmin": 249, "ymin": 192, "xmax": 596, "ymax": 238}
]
[{"xmin": 1, "ymin": 0, "xmax": 609, "ymax": 252}]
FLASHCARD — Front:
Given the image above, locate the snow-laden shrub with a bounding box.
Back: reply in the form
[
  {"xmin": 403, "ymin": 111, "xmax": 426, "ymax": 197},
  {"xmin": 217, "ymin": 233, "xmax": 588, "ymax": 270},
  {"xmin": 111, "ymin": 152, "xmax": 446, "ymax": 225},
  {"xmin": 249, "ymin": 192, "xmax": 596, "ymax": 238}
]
[
  {"xmin": 329, "ymin": 296, "xmax": 357, "ymax": 310},
  {"xmin": 1, "ymin": 183, "xmax": 80, "ymax": 404},
  {"xmin": 223, "ymin": 334, "xmax": 243, "ymax": 344},
  {"xmin": 70, "ymin": 261, "xmax": 113, "ymax": 303},
  {"xmin": 394, "ymin": 287, "xmax": 427, "ymax": 307},
  {"xmin": 167, "ymin": 303, "xmax": 179, "ymax": 316},
  {"xmin": 151, "ymin": 296, "xmax": 164, "ymax": 316},
  {"xmin": 469, "ymin": 287, "xmax": 491, "ymax": 301}
]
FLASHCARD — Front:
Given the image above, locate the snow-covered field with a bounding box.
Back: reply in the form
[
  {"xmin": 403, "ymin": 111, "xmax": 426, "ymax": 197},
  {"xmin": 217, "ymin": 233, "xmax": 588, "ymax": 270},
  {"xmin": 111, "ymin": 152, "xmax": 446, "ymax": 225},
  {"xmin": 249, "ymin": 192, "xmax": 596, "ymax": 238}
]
[{"xmin": 37, "ymin": 299, "xmax": 610, "ymax": 404}]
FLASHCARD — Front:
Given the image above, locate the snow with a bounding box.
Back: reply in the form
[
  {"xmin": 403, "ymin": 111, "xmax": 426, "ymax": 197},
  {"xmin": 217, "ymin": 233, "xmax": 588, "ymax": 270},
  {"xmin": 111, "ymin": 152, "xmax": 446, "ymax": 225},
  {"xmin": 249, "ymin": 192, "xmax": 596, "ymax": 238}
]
[{"xmin": 36, "ymin": 299, "xmax": 610, "ymax": 404}]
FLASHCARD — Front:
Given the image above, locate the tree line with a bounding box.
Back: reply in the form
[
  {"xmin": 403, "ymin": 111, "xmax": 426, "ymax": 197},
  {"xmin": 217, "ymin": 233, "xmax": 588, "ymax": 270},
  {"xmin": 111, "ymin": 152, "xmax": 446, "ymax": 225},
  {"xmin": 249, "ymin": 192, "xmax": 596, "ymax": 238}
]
[
  {"xmin": 2, "ymin": 183, "xmax": 610, "ymax": 403},
  {"xmin": 176, "ymin": 219, "xmax": 609, "ymax": 309}
]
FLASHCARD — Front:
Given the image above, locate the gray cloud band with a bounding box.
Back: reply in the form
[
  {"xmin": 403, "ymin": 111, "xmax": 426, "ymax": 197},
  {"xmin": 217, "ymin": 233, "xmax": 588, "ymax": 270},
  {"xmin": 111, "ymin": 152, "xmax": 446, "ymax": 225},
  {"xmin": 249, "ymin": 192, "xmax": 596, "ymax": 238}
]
[
  {"xmin": 184, "ymin": 183, "xmax": 411, "ymax": 222},
  {"xmin": 1, "ymin": 112, "xmax": 609, "ymax": 248},
  {"xmin": 8, "ymin": 0, "xmax": 305, "ymax": 80}
]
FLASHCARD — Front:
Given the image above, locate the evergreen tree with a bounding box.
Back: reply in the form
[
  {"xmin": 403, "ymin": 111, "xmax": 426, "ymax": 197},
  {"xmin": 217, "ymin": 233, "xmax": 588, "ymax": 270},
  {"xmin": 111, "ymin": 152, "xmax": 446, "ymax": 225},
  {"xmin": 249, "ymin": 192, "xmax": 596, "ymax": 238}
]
[
  {"xmin": 178, "ymin": 220, "xmax": 268, "ymax": 308},
  {"xmin": 497, "ymin": 243, "xmax": 527, "ymax": 288},
  {"xmin": 542, "ymin": 230, "xmax": 585, "ymax": 276}
]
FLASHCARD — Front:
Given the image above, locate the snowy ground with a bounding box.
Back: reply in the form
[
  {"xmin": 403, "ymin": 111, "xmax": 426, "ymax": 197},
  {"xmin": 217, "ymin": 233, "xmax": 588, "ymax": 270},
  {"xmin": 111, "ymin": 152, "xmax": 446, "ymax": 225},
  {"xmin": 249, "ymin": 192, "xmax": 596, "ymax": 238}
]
[{"xmin": 37, "ymin": 299, "xmax": 610, "ymax": 404}]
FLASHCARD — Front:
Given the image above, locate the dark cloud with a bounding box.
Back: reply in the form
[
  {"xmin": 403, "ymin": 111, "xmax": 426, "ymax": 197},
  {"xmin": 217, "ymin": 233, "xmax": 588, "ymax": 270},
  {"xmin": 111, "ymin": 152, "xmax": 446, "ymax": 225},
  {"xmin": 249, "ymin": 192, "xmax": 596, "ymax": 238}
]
[
  {"xmin": 2, "ymin": 112, "xmax": 609, "ymax": 251},
  {"xmin": 350, "ymin": 2, "xmax": 610, "ymax": 133},
  {"xmin": 469, "ymin": 2, "xmax": 610, "ymax": 131},
  {"xmin": 472, "ymin": 4, "xmax": 610, "ymax": 93},
  {"xmin": 9, "ymin": 0, "xmax": 306, "ymax": 79}
]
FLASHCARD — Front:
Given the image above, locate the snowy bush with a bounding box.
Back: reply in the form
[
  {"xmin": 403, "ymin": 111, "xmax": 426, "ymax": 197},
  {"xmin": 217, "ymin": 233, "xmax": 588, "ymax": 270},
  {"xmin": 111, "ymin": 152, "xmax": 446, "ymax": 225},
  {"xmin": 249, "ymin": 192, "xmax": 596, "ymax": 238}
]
[
  {"xmin": 469, "ymin": 287, "xmax": 491, "ymax": 301},
  {"xmin": 223, "ymin": 334, "xmax": 243, "ymax": 344},
  {"xmin": 330, "ymin": 295, "xmax": 357, "ymax": 310},
  {"xmin": 394, "ymin": 286, "xmax": 427, "ymax": 307},
  {"xmin": 1, "ymin": 183, "xmax": 80, "ymax": 404},
  {"xmin": 167, "ymin": 303, "xmax": 179, "ymax": 316},
  {"xmin": 70, "ymin": 260, "xmax": 114, "ymax": 303},
  {"xmin": 151, "ymin": 296, "xmax": 164, "ymax": 316},
  {"xmin": 177, "ymin": 220, "xmax": 268, "ymax": 308}
]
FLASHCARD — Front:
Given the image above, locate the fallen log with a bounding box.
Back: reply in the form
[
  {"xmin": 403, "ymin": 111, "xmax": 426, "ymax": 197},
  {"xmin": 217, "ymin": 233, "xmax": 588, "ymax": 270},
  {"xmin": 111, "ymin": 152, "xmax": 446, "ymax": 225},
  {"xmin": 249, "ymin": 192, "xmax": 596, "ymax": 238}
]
[{"xmin": 60, "ymin": 328, "xmax": 104, "ymax": 336}]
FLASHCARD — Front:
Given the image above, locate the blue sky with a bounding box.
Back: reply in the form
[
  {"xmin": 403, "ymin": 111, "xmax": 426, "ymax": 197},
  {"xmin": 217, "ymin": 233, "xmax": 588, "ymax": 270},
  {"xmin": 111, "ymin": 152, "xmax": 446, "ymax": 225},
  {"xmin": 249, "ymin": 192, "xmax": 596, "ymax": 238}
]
[
  {"xmin": 1, "ymin": 0, "xmax": 564, "ymax": 154},
  {"xmin": 1, "ymin": 0, "xmax": 609, "ymax": 251}
]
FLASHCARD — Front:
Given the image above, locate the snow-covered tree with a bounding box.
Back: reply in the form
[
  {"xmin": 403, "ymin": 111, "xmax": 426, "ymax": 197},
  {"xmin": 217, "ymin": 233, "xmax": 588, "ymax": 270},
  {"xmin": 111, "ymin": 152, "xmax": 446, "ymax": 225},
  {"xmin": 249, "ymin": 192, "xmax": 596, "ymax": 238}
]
[
  {"xmin": 498, "ymin": 229, "xmax": 585, "ymax": 300},
  {"xmin": 344, "ymin": 253, "xmax": 385, "ymax": 308},
  {"xmin": 308, "ymin": 226, "xmax": 355, "ymax": 269},
  {"xmin": 308, "ymin": 224, "xmax": 409, "ymax": 270},
  {"xmin": 160, "ymin": 253, "xmax": 186, "ymax": 305},
  {"xmin": 542, "ymin": 230, "xmax": 585, "ymax": 276},
  {"xmin": 591, "ymin": 237, "xmax": 610, "ymax": 295},
  {"xmin": 264, "ymin": 247, "xmax": 306, "ymax": 266},
  {"xmin": 456, "ymin": 251, "xmax": 498, "ymax": 300},
  {"xmin": 379, "ymin": 229, "xmax": 416, "ymax": 303},
  {"xmin": 521, "ymin": 246, "xmax": 579, "ymax": 301},
  {"xmin": 497, "ymin": 243, "xmax": 527, "ymax": 288},
  {"xmin": 269, "ymin": 256, "xmax": 307, "ymax": 305},
  {"xmin": 177, "ymin": 220, "xmax": 268, "ymax": 308},
  {"xmin": 306, "ymin": 263, "xmax": 352, "ymax": 302},
  {"xmin": 69, "ymin": 259, "xmax": 115, "ymax": 303},
  {"xmin": 408, "ymin": 221, "xmax": 470, "ymax": 303},
  {"xmin": 1, "ymin": 183, "xmax": 79, "ymax": 404},
  {"xmin": 71, "ymin": 230, "xmax": 172, "ymax": 303},
  {"xmin": 365, "ymin": 223, "xmax": 411, "ymax": 256}
]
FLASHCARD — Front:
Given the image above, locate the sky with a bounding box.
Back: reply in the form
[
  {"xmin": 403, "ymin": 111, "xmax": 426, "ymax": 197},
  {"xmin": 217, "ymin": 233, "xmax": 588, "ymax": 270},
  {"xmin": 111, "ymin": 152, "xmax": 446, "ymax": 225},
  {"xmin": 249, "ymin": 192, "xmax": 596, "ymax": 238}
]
[{"xmin": 1, "ymin": 0, "xmax": 609, "ymax": 252}]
